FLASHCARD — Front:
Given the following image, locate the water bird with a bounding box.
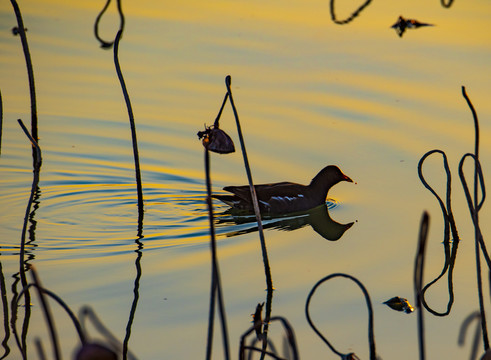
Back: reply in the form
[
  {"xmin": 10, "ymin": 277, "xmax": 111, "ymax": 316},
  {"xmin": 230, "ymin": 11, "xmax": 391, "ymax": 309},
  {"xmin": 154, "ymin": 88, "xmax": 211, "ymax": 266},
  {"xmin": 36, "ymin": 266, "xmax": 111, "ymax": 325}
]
[
  {"xmin": 212, "ymin": 165, "xmax": 353, "ymax": 215},
  {"xmin": 391, "ymin": 16, "xmax": 433, "ymax": 37}
]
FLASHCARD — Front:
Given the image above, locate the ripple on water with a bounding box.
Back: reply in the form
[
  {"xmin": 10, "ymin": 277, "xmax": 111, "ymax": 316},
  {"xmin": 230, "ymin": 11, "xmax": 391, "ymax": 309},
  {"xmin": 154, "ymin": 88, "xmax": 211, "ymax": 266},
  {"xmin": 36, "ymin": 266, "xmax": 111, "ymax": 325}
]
[{"xmin": 1, "ymin": 159, "xmax": 347, "ymax": 260}]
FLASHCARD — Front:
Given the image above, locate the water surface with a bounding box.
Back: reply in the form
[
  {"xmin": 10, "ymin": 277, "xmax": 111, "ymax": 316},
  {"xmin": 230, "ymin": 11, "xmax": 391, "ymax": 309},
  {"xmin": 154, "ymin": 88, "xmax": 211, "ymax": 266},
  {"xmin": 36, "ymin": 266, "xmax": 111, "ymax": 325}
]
[{"xmin": 0, "ymin": 0, "xmax": 490, "ymax": 359}]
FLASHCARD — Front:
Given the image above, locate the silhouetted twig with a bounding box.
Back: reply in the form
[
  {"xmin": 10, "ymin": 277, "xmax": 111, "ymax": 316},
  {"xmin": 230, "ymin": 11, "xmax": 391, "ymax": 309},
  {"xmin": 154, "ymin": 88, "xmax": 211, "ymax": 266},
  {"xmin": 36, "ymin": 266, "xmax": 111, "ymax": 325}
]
[
  {"xmin": 239, "ymin": 316, "xmax": 298, "ymax": 360},
  {"xmin": 224, "ymin": 76, "xmax": 274, "ymax": 357},
  {"xmin": 329, "ymin": 0, "xmax": 373, "ymax": 24},
  {"xmin": 10, "ymin": 1, "xmax": 38, "ymax": 157},
  {"xmin": 305, "ymin": 273, "xmax": 376, "ymax": 359},
  {"xmin": 94, "ymin": 0, "xmax": 125, "ymax": 48},
  {"xmin": 418, "ymin": 150, "xmax": 459, "ymax": 316},
  {"xmin": 29, "ymin": 268, "xmax": 60, "ymax": 360},
  {"xmin": 459, "ymin": 86, "xmax": 489, "ymax": 351},
  {"xmin": 122, "ymin": 240, "xmax": 143, "ymax": 360},
  {"xmin": 204, "ymin": 148, "xmax": 230, "ymax": 360},
  {"xmin": 0, "ymin": 262, "xmax": 10, "ymax": 359},
  {"xmin": 459, "ymin": 155, "xmax": 488, "ymax": 266},
  {"xmin": 113, "ymin": 30, "xmax": 145, "ymax": 222},
  {"xmin": 242, "ymin": 346, "xmax": 284, "ymax": 360},
  {"xmin": 459, "ymin": 154, "xmax": 489, "ymax": 352},
  {"xmin": 462, "ymin": 86, "xmax": 481, "ymax": 210},
  {"xmin": 15, "ymin": 119, "xmax": 42, "ymax": 358},
  {"xmin": 418, "ymin": 150, "xmax": 459, "ymax": 242},
  {"xmin": 414, "ymin": 212, "xmax": 430, "ymax": 360},
  {"xmin": 15, "ymin": 282, "xmax": 85, "ymax": 344},
  {"xmin": 9, "ymin": 274, "xmax": 24, "ymax": 359}
]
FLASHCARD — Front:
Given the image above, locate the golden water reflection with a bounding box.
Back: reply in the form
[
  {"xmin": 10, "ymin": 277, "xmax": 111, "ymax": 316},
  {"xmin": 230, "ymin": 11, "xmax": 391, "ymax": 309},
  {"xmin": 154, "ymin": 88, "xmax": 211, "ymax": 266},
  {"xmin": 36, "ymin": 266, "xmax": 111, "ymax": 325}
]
[{"xmin": 0, "ymin": 0, "xmax": 490, "ymax": 359}]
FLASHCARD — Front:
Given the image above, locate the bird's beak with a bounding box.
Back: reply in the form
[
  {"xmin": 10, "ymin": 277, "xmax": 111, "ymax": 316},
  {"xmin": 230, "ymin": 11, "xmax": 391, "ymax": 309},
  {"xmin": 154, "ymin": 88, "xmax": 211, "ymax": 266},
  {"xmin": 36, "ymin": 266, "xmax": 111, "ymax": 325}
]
[{"xmin": 343, "ymin": 174, "xmax": 353, "ymax": 183}]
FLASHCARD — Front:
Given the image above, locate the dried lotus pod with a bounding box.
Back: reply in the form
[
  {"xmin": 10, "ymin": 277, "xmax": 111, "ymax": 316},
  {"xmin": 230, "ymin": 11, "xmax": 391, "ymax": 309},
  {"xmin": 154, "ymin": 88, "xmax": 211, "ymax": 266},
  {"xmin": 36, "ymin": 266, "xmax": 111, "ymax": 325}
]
[
  {"xmin": 197, "ymin": 126, "xmax": 235, "ymax": 154},
  {"xmin": 383, "ymin": 296, "xmax": 414, "ymax": 314}
]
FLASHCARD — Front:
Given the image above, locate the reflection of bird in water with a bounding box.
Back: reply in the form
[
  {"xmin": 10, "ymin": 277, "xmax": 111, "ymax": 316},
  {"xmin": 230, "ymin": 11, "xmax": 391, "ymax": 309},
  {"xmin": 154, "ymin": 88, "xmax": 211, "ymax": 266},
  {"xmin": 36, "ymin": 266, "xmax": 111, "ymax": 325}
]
[
  {"xmin": 391, "ymin": 16, "xmax": 434, "ymax": 37},
  {"xmin": 216, "ymin": 203, "xmax": 354, "ymax": 241},
  {"xmin": 212, "ymin": 165, "xmax": 353, "ymax": 215}
]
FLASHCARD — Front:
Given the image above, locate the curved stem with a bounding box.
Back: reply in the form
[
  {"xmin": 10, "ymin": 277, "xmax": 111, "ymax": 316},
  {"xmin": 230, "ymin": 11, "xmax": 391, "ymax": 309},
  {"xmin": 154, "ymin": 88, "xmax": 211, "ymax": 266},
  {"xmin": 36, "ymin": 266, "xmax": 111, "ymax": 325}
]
[
  {"xmin": 329, "ymin": 0, "xmax": 373, "ymax": 25},
  {"xmin": 94, "ymin": 0, "xmax": 125, "ymax": 48},
  {"xmin": 10, "ymin": 0, "xmax": 38, "ymax": 153},
  {"xmin": 113, "ymin": 30, "xmax": 145, "ymax": 220},
  {"xmin": 305, "ymin": 273, "xmax": 376, "ymax": 359}
]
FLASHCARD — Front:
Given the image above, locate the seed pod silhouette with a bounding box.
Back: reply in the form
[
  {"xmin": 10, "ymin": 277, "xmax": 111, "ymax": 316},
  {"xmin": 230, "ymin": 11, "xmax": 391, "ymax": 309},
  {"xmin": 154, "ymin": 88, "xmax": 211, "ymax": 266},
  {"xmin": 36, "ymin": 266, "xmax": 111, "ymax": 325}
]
[{"xmin": 198, "ymin": 126, "xmax": 235, "ymax": 154}]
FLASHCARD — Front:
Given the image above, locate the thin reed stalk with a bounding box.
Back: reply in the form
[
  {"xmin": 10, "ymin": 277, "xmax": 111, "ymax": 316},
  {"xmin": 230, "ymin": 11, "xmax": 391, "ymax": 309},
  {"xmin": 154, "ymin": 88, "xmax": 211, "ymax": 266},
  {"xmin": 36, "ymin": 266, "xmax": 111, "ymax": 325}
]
[
  {"xmin": 239, "ymin": 316, "xmax": 298, "ymax": 360},
  {"xmin": 29, "ymin": 268, "xmax": 60, "ymax": 360},
  {"xmin": 113, "ymin": 30, "xmax": 145, "ymax": 221},
  {"xmin": 224, "ymin": 76, "xmax": 275, "ymax": 359},
  {"xmin": 0, "ymin": 262, "xmax": 11, "ymax": 359},
  {"xmin": 10, "ymin": 1, "xmax": 38, "ymax": 153},
  {"xmin": 224, "ymin": 76, "xmax": 272, "ymax": 290},
  {"xmin": 204, "ymin": 149, "xmax": 230, "ymax": 360},
  {"xmin": 122, "ymin": 240, "xmax": 143, "ymax": 360},
  {"xmin": 16, "ymin": 119, "xmax": 41, "ymax": 358},
  {"xmin": 414, "ymin": 212, "xmax": 430, "ymax": 360},
  {"xmin": 462, "ymin": 86, "xmax": 481, "ymax": 216},
  {"xmin": 459, "ymin": 86, "xmax": 489, "ymax": 351}
]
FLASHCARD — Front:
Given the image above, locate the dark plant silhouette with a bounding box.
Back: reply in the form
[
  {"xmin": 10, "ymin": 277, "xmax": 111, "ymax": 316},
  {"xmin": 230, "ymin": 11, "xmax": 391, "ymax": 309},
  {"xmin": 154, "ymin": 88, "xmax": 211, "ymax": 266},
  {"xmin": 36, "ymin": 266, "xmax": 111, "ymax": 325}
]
[
  {"xmin": 224, "ymin": 76, "xmax": 275, "ymax": 360},
  {"xmin": 12, "ymin": 119, "xmax": 42, "ymax": 359},
  {"xmin": 111, "ymin": 28, "xmax": 146, "ymax": 360},
  {"xmin": 239, "ymin": 315, "xmax": 299, "ymax": 360},
  {"xmin": 391, "ymin": 16, "xmax": 434, "ymax": 37},
  {"xmin": 458, "ymin": 311, "xmax": 481, "ymax": 360},
  {"xmin": 9, "ymin": 0, "xmax": 39, "ymax": 161},
  {"xmin": 414, "ymin": 212, "xmax": 430, "ymax": 360},
  {"xmin": 113, "ymin": 29, "xmax": 145, "ymax": 224},
  {"xmin": 12, "ymin": 267, "xmax": 134, "ymax": 359},
  {"xmin": 383, "ymin": 296, "xmax": 414, "ymax": 314},
  {"xmin": 0, "ymin": 262, "xmax": 10, "ymax": 359},
  {"xmin": 329, "ymin": 0, "xmax": 373, "ymax": 24},
  {"xmin": 94, "ymin": 0, "xmax": 125, "ymax": 48},
  {"xmin": 122, "ymin": 239, "xmax": 143, "ymax": 360},
  {"xmin": 459, "ymin": 86, "xmax": 489, "ymax": 351},
  {"xmin": 202, "ymin": 93, "xmax": 233, "ymax": 360},
  {"xmin": 305, "ymin": 273, "xmax": 377, "ymax": 360},
  {"xmin": 417, "ymin": 149, "xmax": 459, "ymax": 316}
]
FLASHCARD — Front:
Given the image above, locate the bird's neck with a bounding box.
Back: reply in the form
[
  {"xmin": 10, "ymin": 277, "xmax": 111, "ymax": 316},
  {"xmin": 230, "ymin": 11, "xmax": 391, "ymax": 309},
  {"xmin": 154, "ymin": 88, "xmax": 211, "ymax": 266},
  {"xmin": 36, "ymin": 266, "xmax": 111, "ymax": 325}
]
[{"xmin": 309, "ymin": 177, "xmax": 333, "ymax": 201}]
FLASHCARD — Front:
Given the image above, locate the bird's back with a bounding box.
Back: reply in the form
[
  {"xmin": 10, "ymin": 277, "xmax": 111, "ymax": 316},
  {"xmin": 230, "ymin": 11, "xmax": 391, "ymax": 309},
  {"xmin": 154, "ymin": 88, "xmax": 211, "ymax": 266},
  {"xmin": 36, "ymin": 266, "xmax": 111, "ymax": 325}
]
[{"xmin": 224, "ymin": 182, "xmax": 309, "ymax": 202}]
